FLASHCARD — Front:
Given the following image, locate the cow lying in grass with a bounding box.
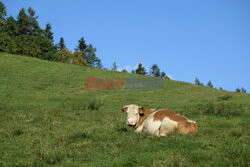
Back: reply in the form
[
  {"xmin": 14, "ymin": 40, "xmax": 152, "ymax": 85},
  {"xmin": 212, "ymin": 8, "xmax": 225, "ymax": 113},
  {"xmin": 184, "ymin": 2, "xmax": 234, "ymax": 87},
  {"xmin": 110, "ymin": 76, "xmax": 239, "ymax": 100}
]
[{"xmin": 120, "ymin": 104, "xmax": 198, "ymax": 136}]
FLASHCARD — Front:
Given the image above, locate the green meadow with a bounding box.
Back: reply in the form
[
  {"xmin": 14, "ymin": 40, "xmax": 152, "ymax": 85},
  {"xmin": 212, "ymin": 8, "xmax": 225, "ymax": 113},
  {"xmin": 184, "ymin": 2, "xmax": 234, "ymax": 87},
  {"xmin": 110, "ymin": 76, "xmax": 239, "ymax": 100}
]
[{"xmin": 0, "ymin": 52, "xmax": 249, "ymax": 166}]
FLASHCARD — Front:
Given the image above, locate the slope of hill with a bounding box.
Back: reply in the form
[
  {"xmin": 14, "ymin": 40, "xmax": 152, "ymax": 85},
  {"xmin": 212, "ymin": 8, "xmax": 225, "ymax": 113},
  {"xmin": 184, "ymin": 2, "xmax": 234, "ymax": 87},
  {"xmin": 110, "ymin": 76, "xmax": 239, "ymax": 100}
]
[{"xmin": 0, "ymin": 52, "xmax": 249, "ymax": 166}]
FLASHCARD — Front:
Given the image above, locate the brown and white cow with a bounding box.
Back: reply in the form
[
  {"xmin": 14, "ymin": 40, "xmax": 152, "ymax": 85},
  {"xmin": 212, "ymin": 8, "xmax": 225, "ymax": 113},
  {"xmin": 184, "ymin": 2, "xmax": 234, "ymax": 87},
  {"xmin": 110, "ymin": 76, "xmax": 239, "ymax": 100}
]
[{"xmin": 120, "ymin": 104, "xmax": 198, "ymax": 136}]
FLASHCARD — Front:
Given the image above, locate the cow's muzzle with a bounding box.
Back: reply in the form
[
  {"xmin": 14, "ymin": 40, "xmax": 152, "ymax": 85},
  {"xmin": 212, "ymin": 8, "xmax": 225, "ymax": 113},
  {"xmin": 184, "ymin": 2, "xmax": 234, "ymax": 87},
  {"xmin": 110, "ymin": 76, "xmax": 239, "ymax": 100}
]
[{"xmin": 127, "ymin": 120, "xmax": 135, "ymax": 126}]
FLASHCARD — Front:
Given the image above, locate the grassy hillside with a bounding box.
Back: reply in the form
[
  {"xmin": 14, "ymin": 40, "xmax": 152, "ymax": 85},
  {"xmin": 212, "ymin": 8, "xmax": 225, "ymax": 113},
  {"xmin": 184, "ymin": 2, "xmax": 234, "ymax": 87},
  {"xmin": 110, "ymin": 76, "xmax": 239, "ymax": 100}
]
[{"xmin": 0, "ymin": 52, "xmax": 249, "ymax": 166}]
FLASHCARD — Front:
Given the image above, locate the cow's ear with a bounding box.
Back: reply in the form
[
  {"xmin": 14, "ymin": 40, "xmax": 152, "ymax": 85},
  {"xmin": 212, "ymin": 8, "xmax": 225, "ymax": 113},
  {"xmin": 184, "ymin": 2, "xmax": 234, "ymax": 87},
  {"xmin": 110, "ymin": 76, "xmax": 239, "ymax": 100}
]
[
  {"xmin": 121, "ymin": 106, "xmax": 128, "ymax": 112},
  {"xmin": 120, "ymin": 106, "xmax": 124, "ymax": 112},
  {"xmin": 138, "ymin": 106, "xmax": 144, "ymax": 110},
  {"xmin": 138, "ymin": 106, "xmax": 144, "ymax": 114}
]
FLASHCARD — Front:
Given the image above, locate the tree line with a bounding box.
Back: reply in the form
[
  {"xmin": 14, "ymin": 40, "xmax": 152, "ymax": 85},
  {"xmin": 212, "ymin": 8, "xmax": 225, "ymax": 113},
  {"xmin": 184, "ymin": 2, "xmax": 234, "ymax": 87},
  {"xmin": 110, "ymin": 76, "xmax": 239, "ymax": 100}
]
[
  {"xmin": 195, "ymin": 77, "xmax": 247, "ymax": 93},
  {"xmin": 111, "ymin": 62, "xmax": 170, "ymax": 79},
  {"xmin": 0, "ymin": 1, "xmax": 102, "ymax": 68}
]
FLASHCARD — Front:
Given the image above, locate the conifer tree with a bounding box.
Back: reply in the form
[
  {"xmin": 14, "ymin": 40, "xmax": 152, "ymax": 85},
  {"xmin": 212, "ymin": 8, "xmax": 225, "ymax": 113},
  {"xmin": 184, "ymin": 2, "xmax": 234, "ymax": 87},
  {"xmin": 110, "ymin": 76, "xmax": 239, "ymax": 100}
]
[
  {"xmin": 150, "ymin": 64, "xmax": 160, "ymax": 77},
  {"xmin": 135, "ymin": 63, "xmax": 147, "ymax": 75},
  {"xmin": 160, "ymin": 72, "xmax": 167, "ymax": 78},
  {"xmin": 235, "ymin": 88, "xmax": 241, "ymax": 93},
  {"xmin": 0, "ymin": 1, "xmax": 6, "ymax": 23},
  {"xmin": 0, "ymin": 16, "xmax": 18, "ymax": 53},
  {"xmin": 84, "ymin": 44, "xmax": 102, "ymax": 68},
  {"xmin": 76, "ymin": 37, "xmax": 88, "ymax": 51},
  {"xmin": 17, "ymin": 8, "xmax": 29, "ymax": 35},
  {"xmin": 241, "ymin": 87, "xmax": 246, "ymax": 93},
  {"xmin": 96, "ymin": 59, "xmax": 103, "ymax": 69},
  {"xmin": 207, "ymin": 80, "xmax": 213, "ymax": 88},
  {"xmin": 45, "ymin": 23, "xmax": 53, "ymax": 41},
  {"xmin": 195, "ymin": 78, "xmax": 203, "ymax": 86},
  {"xmin": 59, "ymin": 37, "xmax": 65, "ymax": 50},
  {"xmin": 0, "ymin": 1, "xmax": 7, "ymax": 52},
  {"xmin": 112, "ymin": 62, "xmax": 117, "ymax": 71},
  {"xmin": 27, "ymin": 7, "xmax": 41, "ymax": 36}
]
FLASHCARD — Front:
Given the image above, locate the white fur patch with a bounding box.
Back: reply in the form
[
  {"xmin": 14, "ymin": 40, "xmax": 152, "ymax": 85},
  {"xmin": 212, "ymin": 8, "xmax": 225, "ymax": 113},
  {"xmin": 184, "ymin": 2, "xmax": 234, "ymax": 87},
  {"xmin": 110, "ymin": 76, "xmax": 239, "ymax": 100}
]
[
  {"xmin": 187, "ymin": 120, "xmax": 196, "ymax": 123},
  {"xmin": 161, "ymin": 117, "xmax": 178, "ymax": 132},
  {"xmin": 139, "ymin": 111, "xmax": 161, "ymax": 136},
  {"xmin": 135, "ymin": 124, "xmax": 143, "ymax": 133}
]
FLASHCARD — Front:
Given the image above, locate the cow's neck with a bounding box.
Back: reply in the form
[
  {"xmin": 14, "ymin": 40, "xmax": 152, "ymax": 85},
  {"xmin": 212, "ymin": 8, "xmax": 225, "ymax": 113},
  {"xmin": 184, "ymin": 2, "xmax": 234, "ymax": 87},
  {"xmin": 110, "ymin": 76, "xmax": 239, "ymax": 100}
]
[{"xmin": 135, "ymin": 109, "xmax": 157, "ymax": 128}]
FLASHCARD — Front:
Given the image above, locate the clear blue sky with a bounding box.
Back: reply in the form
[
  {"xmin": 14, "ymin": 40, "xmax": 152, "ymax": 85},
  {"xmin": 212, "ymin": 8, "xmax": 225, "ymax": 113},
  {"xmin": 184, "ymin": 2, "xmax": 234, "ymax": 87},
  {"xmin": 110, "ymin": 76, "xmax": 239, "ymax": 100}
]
[{"xmin": 3, "ymin": 0, "xmax": 250, "ymax": 92}]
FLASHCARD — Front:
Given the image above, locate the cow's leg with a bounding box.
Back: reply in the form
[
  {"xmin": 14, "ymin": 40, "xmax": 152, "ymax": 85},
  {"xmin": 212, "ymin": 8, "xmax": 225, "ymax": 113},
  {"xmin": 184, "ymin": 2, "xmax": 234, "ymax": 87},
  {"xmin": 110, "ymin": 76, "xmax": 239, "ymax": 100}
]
[
  {"xmin": 159, "ymin": 118, "xmax": 177, "ymax": 136},
  {"xmin": 135, "ymin": 124, "xmax": 143, "ymax": 133}
]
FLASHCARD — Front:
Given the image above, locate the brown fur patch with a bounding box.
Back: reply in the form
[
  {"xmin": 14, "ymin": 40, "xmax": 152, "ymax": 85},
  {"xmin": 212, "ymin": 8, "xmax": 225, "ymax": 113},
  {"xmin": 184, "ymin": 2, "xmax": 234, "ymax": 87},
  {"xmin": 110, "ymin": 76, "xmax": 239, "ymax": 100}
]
[
  {"xmin": 189, "ymin": 122, "xmax": 198, "ymax": 134},
  {"xmin": 153, "ymin": 109, "xmax": 187, "ymax": 122},
  {"xmin": 120, "ymin": 106, "xmax": 128, "ymax": 112},
  {"xmin": 176, "ymin": 121, "xmax": 198, "ymax": 134}
]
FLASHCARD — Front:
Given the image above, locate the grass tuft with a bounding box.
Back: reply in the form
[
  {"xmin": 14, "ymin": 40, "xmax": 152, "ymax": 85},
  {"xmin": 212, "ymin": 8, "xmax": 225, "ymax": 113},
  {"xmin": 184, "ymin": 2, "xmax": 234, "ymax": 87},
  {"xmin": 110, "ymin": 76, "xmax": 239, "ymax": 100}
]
[
  {"xmin": 87, "ymin": 101, "xmax": 102, "ymax": 111},
  {"xmin": 199, "ymin": 102, "xmax": 245, "ymax": 117},
  {"xmin": 217, "ymin": 95, "xmax": 233, "ymax": 101}
]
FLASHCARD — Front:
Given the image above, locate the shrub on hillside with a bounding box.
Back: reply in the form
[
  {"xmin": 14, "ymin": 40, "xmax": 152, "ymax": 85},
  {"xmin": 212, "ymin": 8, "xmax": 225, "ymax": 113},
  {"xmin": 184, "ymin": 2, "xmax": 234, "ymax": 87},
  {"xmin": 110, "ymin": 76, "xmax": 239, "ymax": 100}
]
[
  {"xmin": 217, "ymin": 95, "xmax": 233, "ymax": 101},
  {"xmin": 42, "ymin": 51, "xmax": 59, "ymax": 61},
  {"xmin": 195, "ymin": 102, "xmax": 245, "ymax": 117},
  {"xmin": 72, "ymin": 51, "xmax": 87, "ymax": 66},
  {"xmin": 58, "ymin": 47, "xmax": 72, "ymax": 63}
]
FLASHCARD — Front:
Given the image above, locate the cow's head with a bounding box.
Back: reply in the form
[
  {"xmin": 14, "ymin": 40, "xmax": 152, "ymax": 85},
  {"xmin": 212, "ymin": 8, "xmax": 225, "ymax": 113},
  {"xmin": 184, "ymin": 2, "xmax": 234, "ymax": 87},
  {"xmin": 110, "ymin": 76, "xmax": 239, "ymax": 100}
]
[{"xmin": 120, "ymin": 104, "xmax": 144, "ymax": 126}]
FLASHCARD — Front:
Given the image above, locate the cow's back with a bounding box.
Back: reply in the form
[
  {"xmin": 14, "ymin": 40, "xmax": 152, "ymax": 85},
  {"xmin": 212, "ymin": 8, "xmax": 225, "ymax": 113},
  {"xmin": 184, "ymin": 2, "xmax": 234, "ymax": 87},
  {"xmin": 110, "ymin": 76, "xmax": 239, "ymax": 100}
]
[{"xmin": 136, "ymin": 109, "xmax": 197, "ymax": 136}]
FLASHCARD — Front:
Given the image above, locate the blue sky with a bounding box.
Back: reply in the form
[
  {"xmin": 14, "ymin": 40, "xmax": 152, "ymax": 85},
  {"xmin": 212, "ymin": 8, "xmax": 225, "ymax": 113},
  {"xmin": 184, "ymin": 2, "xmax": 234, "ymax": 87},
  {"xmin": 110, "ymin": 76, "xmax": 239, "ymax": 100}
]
[{"xmin": 3, "ymin": 0, "xmax": 250, "ymax": 92}]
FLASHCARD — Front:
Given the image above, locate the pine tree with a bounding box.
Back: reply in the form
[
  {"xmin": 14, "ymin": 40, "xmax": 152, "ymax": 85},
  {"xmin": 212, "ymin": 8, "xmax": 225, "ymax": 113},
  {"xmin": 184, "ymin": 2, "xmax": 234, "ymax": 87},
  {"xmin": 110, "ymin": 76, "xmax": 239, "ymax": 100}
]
[
  {"xmin": 45, "ymin": 23, "xmax": 53, "ymax": 41},
  {"xmin": 150, "ymin": 64, "xmax": 160, "ymax": 77},
  {"xmin": 27, "ymin": 7, "xmax": 41, "ymax": 36},
  {"xmin": 0, "ymin": 1, "xmax": 7, "ymax": 23},
  {"xmin": 235, "ymin": 88, "xmax": 241, "ymax": 93},
  {"xmin": 195, "ymin": 78, "xmax": 203, "ymax": 86},
  {"xmin": 85, "ymin": 44, "xmax": 96, "ymax": 65},
  {"xmin": 112, "ymin": 62, "xmax": 117, "ymax": 71},
  {"xmin": 95, "ymin": 59, "xmax": 103, "ymax": 69},
  {"xmin": 0, "ymin": 16, "xmax": 18, "ymax": 53},
  {"xmin": 39, "ymin": 22, "xmax": 57, "ymax": 60},
  {"xmin": 160, "ymin": 72, "xmax": 166, "ymax": 78},
  {"xmin": 241, "ymin": 87, "xmax": 246, "ymax": 93},
  {"xmin": 0, "ymin": 1, "xmax": 7, "ymax": 52},
  {"xmin": 122, "ymin": 69, "xmax": 128, "ymax": 73},
  {"xmin": 17, "ymin": 8, "xmax": 29, "ymax": 35},
  {"xmin": 207, "ymin": 80, "xmax": 213, "ymax": 88},
  {"xmin": 135, "ymin": 63, "xmax": 147, "ymax": 75},
  {"xmin": 5, "ymin": 16, "xmax": 18, "ymax": 36},
  {"xmin": 59, "ymin": 37, "xmax": 65, "ymax": 50},
  {"xmin": 84, "ymin": 44, "xmax": 102, "ymax": 67},
  {"xmin": 76, "ymin": 37, "xmax": 88, "ymax": 51},
  {"xmin": 16, "ymin": 7, "xmax": 43, "ymax": 57}
]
